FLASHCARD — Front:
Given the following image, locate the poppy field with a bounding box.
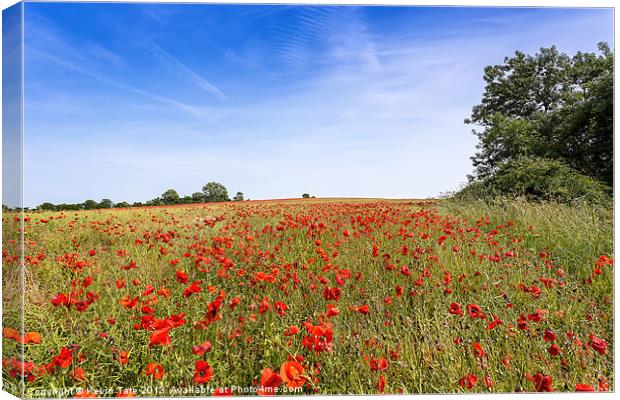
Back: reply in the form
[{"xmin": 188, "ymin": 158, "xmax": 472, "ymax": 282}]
[{"xmin": 1, "ymin": 198, "xmax": 614, "ymax": 396}]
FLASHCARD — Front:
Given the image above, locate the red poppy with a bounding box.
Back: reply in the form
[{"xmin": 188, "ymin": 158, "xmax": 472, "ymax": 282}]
[
  {"xmin": 118, "ymin": 351, "xmax": 129, "ymax": 365},
  {"xmin": 51, "ymin": 293, "xmax": 70, "ymax": 307},
  {"xmin": 575, "ymin": 384, "xmax": 594, "ymax": 392},
  {"xmin": 51, "ymin": 347, "xmax": 73, "ymax": 369},
  {"xmin": 588, "ymin": 334, "xmax": 607, "ymax": 355},
  {"xmin": 274, "ymin": 301, "xmax": 288, "ymax": 316},
  {"xmin": 322, "ymin": 287, "xmax": 342, "ymax": 301},
  {"xmin": 284, "ymin": 326, "xmax": 300, "ymax": 336},
  {"xmin": 449, "ymin": 302, "xmax": 462, "ymax": 315},
  {"xmin": 526, "ymin": 309, "xmax": 546, "ymax": 322},
  {"xmin": 175, "ymin": 270, "xmax": 188, "ymax": 284},
  {"xmin": 533, "ymin": 373, "xmax": 553, "ymax": 392},
  {"xmin": 141, "ymin": 285, "xmax": 155, "ymax": 297},
  {"xmin": 302, "ymin": 322, "xmax": 334, "ymax": 353},
  {"xmin": 548, "ymin": 344, "xmax": 561, "ymax": 356},
  {"xmin": 258, "ymin": 368, "xmax": 282, "ymax": 396},
  {"xmin": 459, "ymin": 374, "xmax": 478, "ymax": 389},
  {"xmin": 149, "ymin": 327, "xmax": 171, "ymax": 347},
  {"xmin": 369, "ymin": 357, "xmax": 388, "ymax": 371},
  {"xmin": 376, "ymin": 375, "xmax": 386, "ymax": 393},
  {"xmin": 473, "ymin": 342, "xmax": 486, "ymax": 359},
  {"xmin": 191, "ymin": 341, "xmax": 213, "ymax": 356},
  {"xmin": 486, "ymin": 315, "xmax": 503, "ymax": 330},
  {"xmin": 326, "ymin": 304, "xmax": 340, "ymax": 318},
  {"xmin": 193, "ymin": 360, "xmax": 214, "ymax": 384},
  {"xmin": 350, "ymin": 304, "xmax": 369, "ymax": 314},
  {"xmin": 543, "ymin": 329, "xmax": 556, "ymax": 342},
  {"xmin": 229, "ymin": 297, "xmax": 241, "ymax": 310},
  {"xmin": 119, "ymin": 296, "xmax": 139, "ymax": 309},
  {"xmin": 145, "ymin": 363, "xmax": 165, "ymax": 380},
  {"xmin": 71, "ymin": 367, "xmax": 86, "ymax": 381},
  {"xmin": 466, "ymin": 304, "xmax": 484, "ymax": 319},
  {"xmin": 280, "ymin": 360, "xmax": 306, "ymax": 388},
  {"xmin": 259, "ymin": 296, "xmax": 270, "ymax": 314},
  {"xmin": 182, "ymin": 281, "xmax": 202, "ymax": 297},
  {"xmin": 3, "ymin": 327, "xmax": 21, "ymax": 341}
]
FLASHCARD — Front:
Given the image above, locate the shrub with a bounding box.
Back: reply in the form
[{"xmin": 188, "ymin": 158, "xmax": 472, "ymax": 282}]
[{"xmin": 455, "ymin": 157, "xmax": 610, "ymax": 204}]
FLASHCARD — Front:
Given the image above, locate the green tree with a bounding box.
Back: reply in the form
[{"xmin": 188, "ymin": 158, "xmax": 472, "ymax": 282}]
[
  {"xmin": 39, "ymin": 202, "xmax": 56, "ymax": 211},
  {"xmin": 115, "ymin": 202, "xmax": 130, "ymax": 208},
  {"xmin": 83, "ymin": 199, "xmax": 98, "ymax": 210},
  {"xmin": 302, "ymin": 193, "xmax": 310, "ymax": 199},
  {"xmin": 161, "ymin": 189, "xmax": 180, "ymax": 205},
  {"xmin": 191, "ymin": 192, "xmax": 205, "ymax": 203},
  {"xmin": 99, "ymin": 199, "xmax": 113, "ymax": 209},
  {"xmin": 146, "ymin": 198, "xmax": 163, "ymax": 206},
  {"xmin": 233, "ymin": 192, "xmax": 244, "ymax": 201},
  {"xmin": 465, "ymin": 43, "xmax": 613, "ymax": 186},
  {"xmin": 202, "ymin": 182, "xmax": 229, "ymax": 202}
]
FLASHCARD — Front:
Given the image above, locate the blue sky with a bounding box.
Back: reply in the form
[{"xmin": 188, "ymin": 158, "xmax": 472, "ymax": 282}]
[{"xmin": 20, "ymin": 3, "xmax": 613, "ymax": 206}]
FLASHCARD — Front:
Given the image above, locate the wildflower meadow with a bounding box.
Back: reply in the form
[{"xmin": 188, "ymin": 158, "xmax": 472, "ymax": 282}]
[{"xmin": 1, "ymin": 198, "xmax": 613, "ymax": 396}]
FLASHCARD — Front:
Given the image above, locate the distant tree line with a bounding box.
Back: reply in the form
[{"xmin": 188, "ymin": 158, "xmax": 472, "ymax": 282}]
[
  {"xmin": 32, "ymin": 182, "xmax": 246, "ymax": 212},
  {"xmin": 456, "ymin": 42, "xmax": 613, "ymax": 204}
]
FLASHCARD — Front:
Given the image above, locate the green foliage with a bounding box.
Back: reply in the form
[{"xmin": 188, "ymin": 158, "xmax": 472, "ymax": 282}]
[
  {"xmin": 39, "ymin": 202, "xmax": 56, "ymax": 211},
  {"xmin": 456, "ymin": 157, "xmax": 610, "ymax": 205},
  {"xmin": 192, "ymin": 192, "xmax": 205, "ymax": 203},
  {"xmin": 115, "ymin": 202, "xmax": 130, "ymax": 208},
  {"xmin": 466, "ymin": 43, "xmax": 613, "ymax": 186},
  {"xmin": 302, "ymin": 193, "xmax": 310, "ymax": 199},
  {"xmin": 233, "ymin": 192, "xmax": 244, "ymax": 201},
  {"xmin": 202, "ymin": 182, "xmax": 230, "ymax": 202},
  {"xmin": 541, "ymin": 69, "xmax": 613, "ymax": 185},
  {"xmin": 99, "ymin": 199, "xmax": 114, "ymax": 209},
  {"xmin": 146, "ymin": 198, "xmax": 163, "ymax": 206},
  {"xmin": 161, "ymin": 189, "xmax": 180, "ymax": 205},
  {"xmin": 83, "ymin": 199, "xmax": 98, "ymax": 210}
]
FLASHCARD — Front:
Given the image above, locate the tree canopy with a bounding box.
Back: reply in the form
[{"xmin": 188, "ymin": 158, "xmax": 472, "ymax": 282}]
[
  {"xmin": 161, "ymin": 189, "xmax": 180, "ymax": 205},
  {"xmin": 233, "ymin": 192, "xmax": 244, "ymax": 201},
  {"xmin": 466, "ymin": 43, "xmax": 613, "ymax": 187},
  {"xmin": 202, "ymin": 182, "xmax": 230, "ymax": 202},
  {"xmin": 462, "ymin": 43, "xmax": 613, "ymax": 203}
]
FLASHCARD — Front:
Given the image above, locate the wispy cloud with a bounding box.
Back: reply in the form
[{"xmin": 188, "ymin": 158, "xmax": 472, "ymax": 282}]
[
  {"xmin": 88, "ymin": 43, "xmax": 125, "ymax": 68},
  {"xmin": 260, "ymin": 6, "xmax": 383, "ymax": 77},
  {"xmin": 25, "ymin": 20, "xmax": 222, "ymax": 119},
  {"xmin": 29, "ymin": 47, "xmax": 218, "ymax": 119},
  {"xmin": 130, "ymin": 32, "xmax": 227, "ymax": 100},
  {"xmin": 265, "ymin": 7, "xmax": 363, "ymax": 68}
]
